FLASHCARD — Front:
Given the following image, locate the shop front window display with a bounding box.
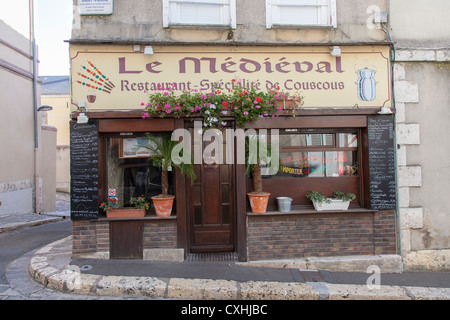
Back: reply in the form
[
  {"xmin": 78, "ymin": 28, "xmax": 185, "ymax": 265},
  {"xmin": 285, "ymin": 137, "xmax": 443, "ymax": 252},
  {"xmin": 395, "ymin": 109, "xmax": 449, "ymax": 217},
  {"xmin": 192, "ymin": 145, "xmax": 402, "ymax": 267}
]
[
  {"xmin": 105, "ymin": 135, "xmax": 175, "ymax": 216},
  {"xmin": 276, "ymin": 130, "xmax": 358, "ymax": 178}
]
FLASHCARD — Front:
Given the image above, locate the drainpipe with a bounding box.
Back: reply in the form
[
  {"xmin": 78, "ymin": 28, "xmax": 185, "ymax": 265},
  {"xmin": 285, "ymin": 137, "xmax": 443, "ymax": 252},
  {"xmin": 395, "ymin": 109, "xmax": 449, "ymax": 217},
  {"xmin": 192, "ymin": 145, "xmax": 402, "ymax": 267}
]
[{"xmin": 30, "ymin": 0, "xmax": 40, "ymax": 213}]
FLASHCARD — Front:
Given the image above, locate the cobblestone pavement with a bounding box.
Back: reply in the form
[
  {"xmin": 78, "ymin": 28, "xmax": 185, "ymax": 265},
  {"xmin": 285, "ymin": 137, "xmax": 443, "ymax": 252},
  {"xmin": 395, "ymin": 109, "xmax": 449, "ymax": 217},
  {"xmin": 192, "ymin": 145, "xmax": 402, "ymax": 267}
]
[
  {"xmin": 0, "ymin": 193, "xmax": 138, "ymax": 300},
  {"xmin": 1, "ymin": 246, "xmax": 148, "ymax": 300}
]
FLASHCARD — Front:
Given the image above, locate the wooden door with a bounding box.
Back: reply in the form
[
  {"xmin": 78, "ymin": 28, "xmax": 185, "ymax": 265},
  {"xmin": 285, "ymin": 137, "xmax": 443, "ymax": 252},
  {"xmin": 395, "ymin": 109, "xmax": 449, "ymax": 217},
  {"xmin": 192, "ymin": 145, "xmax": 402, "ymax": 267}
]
[
  {"xmin": 110, "ymin": 221, "xmax": 143, "ymax": 259},
  {"xmin": 188, "ymin": 128, "xmax": 235, "ymax": 253}
]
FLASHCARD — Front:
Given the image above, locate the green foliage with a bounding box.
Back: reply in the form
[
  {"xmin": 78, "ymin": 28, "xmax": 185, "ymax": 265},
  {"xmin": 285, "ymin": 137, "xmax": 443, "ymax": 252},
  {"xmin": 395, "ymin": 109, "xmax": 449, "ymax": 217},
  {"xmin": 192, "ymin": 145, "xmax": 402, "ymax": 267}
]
[
  {"xmin": 129, "ymin": 196, "xmax": 150, "ymax": 210},
  {"xmin": 305, "ymin": 190, "xmax": 356, "ymax": 204},
  {"xmin": 141, "ymin": 79, "xmax": 298, "ymax": 129},
  {"xmin": 141, "ymin": 133, "xmax": 196, "ymax": 184}
]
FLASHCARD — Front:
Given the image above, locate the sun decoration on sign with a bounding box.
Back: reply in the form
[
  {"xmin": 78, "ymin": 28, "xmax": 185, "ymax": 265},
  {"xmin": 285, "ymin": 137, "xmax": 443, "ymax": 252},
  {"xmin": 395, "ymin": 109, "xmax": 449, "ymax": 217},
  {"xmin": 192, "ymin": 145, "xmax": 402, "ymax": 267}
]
[{"xmin": 76, "ymin": 61, "xmax": 115, "ymax": 102}]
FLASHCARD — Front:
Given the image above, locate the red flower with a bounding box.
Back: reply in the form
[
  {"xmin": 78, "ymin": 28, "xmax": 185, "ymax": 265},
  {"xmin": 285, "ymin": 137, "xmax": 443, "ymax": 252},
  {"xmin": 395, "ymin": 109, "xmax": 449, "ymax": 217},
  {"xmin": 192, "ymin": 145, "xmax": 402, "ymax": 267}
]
[
  {"xmin": 255, "ymin": 96, "xmax": 262, "ymax": 103},
  {"xmin": 222, "ymin": 101, "xmax": 229, "ymax": 107}
]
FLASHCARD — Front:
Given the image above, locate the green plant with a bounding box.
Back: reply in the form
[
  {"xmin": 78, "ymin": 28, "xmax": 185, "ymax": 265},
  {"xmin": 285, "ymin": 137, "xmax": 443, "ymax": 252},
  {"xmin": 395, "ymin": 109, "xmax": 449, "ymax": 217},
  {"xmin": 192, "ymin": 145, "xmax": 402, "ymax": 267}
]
[
  {"xmin": 229, "ymin": 84, "xmax": 287, "ymax": 128},
  {"xmin": 130, "ymin": 196, "xmax": 150, "ymax": 210},
  {"xmin": 140, "ymin": 79, "xmax": 297, "ymax": 129},
  {"xmin": 305, "ymin": 191, "xmax": 330, "ymax": 204},
  {"xmin": 140, "ymin": 133, "xmax": 196, "ymax": 197},
  {"xmin": 99, "ymin": 197, "xmax": 122, "ymax": 213},
  {"xmin": 332, "ymin": 191, "xmax": 356, "ymax": 202},
  {"xmin": 245, "ymin": 135, "xmax": 279, "ymax": 194},
  {"xmin": 305, "ymin": 191, "xmax": 356, "ymax": 204}
]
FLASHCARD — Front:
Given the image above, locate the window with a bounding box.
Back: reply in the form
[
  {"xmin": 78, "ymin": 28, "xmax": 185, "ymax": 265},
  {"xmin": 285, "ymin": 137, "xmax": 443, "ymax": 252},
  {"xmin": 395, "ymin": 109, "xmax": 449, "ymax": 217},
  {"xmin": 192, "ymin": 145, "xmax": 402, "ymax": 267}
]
[
  {"xmin": 277, "ymin": 130, "xmax": 358, "ymax": 178},
  {"xmin": 163, "ymin": 0, "xmax": 236, "ymax": 28},
  {"xmin": 105, "ymin": 134, "xmax": 175, "ymax": 216},
  {"xmin": 266, "ymin": 0, "xmax": 337, "ymax": 28}
]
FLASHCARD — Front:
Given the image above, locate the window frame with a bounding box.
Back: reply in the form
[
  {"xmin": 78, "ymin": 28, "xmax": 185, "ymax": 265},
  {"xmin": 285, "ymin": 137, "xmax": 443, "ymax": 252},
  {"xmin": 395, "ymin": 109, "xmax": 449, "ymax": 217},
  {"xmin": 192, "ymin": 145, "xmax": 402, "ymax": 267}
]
[
  {"xmin": 265, "ymin": 0, "xmax": 337, "ymax": 29},
  {"xmin": 277, "ymin": 129, "xmax": 360, "ymax": 179},
  {"xmin": 163, "ymin": 0, "xmax": 237, "ymax": 29}
]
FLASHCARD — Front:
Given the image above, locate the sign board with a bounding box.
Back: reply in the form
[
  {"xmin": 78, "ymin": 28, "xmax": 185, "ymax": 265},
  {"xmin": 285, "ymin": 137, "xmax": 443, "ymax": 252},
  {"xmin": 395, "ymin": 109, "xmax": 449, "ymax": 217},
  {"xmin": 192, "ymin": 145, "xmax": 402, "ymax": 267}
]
[
  {"xmin": 70, "ymin": 45, "xmax": 392, "ymax": 111},
  {"xmin": 70, "ymin": 121, "xmax": 99, "ymax": 220},
  {"xmin": 367, "ymin": 115, "xmax": 396, "ymax": 210},
  {"xmin": 78, "ymin": 0, "xmax": 113, "ymax": 15}
]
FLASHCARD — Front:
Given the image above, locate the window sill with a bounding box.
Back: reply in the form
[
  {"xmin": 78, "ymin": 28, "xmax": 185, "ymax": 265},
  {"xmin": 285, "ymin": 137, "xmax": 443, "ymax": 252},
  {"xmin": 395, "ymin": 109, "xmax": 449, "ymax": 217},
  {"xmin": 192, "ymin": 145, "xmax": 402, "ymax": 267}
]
[
  {"xmin": 247, "ymin": 207, "xmax": 377, "ymax": 216},
  {"xmin": 165, "ymin": 24, "xmax": 232, "ymax": 31},
  {"xmin": 98, "ymin": 215, "xmax": 177, "ymax": 221},
  {"xmin": 268, "ymin": 24, "xmax": 335, "ymax": 30}
]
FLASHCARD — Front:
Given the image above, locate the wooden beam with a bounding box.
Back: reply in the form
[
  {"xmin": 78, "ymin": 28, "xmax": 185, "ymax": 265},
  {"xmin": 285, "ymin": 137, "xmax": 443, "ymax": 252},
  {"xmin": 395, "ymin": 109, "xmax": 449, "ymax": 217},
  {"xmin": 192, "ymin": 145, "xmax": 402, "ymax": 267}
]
[{"xmin": 98, "ymin": 119, "xmax": 175, "ymax": 132}]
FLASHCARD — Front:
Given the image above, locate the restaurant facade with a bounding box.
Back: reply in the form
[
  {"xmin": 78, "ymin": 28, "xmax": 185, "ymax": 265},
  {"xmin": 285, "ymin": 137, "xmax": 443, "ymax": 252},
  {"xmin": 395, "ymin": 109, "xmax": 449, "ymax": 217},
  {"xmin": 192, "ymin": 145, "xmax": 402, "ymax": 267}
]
[{"xmin": 70, "ymin": 0, "xmax": 399, "ymax": 264}]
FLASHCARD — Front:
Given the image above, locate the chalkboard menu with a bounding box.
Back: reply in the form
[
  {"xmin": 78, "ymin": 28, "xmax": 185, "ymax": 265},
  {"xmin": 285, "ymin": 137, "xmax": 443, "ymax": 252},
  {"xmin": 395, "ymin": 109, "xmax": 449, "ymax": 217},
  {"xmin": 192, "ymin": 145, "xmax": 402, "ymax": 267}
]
[
  {"xmin": 70, "ymin": 121, "xmax": 99, "ymax": 220},
  {"xmin": 367, "ymin": 115, "xmax": 396, "ymax": 210}
]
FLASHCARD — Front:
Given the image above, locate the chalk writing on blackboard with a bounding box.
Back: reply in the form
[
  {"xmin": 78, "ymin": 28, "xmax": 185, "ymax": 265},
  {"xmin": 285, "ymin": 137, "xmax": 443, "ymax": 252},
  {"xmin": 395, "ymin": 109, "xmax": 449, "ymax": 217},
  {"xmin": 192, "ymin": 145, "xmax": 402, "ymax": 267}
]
[
  {"xmin": 367, "ymin": 116, "xmax": 396, "ymax": 210},
  {"xmin": 70, "ymin": 121, "xmax": 99, "ymax": 220}
]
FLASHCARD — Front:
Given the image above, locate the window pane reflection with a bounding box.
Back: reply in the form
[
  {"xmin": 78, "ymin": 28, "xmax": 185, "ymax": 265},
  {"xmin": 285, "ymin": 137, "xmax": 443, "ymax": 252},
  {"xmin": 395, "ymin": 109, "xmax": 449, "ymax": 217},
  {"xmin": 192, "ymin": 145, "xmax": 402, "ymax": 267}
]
[{"xmin": 279, "ymin": 151, "xmax": 357, "ymax": 178}]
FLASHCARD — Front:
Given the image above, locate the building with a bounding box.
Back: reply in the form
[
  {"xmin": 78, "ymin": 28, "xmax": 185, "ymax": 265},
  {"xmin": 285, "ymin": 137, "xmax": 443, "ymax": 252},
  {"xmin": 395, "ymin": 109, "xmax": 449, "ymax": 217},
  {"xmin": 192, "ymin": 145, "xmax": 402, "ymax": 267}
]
[
  {"xmin": 68, "ymin": 0, "xmax": 448, "ymax": 270},
  {"xmin": 41, "ymin": 76, "xmax": 71, "ymax": 193},
  {"xmin": 0, "ymin": 19, "xmax": 56, "ymax": 215},
  {"xmin": 389, "ymin": 0, "xmax": 450, "ymax": 271}
]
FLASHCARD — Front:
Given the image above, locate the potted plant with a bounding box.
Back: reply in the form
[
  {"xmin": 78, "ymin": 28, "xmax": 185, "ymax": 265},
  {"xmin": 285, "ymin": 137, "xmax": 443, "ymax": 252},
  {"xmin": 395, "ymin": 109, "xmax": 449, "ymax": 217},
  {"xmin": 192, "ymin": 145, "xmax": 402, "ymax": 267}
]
[
  {"xmin": 246, "ymin": 135, "xmax": 276, "ymax": 214},
  {"xmin": 305, "ymin": 190, "xmax": 356, "ymax": 211},
  {"xmin": 141, "ymin": 133, "xmax": 196, "ymax": 217},
  {"xmin": 100, "ymin": 196, "xmax": 148, "ymax": 218}
]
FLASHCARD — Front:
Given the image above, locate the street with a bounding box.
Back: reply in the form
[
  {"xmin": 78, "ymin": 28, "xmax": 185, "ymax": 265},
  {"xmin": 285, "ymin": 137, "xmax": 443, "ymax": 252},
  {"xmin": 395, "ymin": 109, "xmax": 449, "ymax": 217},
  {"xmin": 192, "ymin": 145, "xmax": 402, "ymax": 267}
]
[
  {"xmin": 0, "ymin": 219, "xmax": 72, "ymax": 285},
  {"xmin": 0, "ymin": 219, "xmax": 145, "ymax": 300}
]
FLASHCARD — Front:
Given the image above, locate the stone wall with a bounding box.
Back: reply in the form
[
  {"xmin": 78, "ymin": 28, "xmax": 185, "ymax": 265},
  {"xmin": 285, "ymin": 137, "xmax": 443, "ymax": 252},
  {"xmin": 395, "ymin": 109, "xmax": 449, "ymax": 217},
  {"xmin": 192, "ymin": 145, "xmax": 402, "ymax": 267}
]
[{"xmin": 394, "ymin": 49, "xmax": 450, "ymax": 270}]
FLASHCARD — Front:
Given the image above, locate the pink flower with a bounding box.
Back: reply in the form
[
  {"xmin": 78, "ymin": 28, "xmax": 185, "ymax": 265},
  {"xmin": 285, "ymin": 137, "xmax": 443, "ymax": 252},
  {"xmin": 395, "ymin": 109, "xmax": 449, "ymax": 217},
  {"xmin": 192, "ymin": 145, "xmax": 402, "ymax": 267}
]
[
  {"xmin": 140, "ymin": 102, "xmax": 145, "ymax": 106},
  {"xmin": 243, "ymin": 111, "xmax": 249, "ymax": 115},
  {"xmin": 164, "ymin": 103, "xmax": 171, "ymax": 109},
  {"xmin": 201, "ymin": 94, "xmax": 207, "ymax": 99},
  {"xmin": 209, "ymin": 92, "xmax": 215, "ymax": 97},
  {"xmin": 142, "ymin": 112, "xmax": 149, "ymax": 119},
  {"xmin": 165, "ymin": 109, "xmax": 172, "ymax": 114},
  {"xmin": 164, "ymin": 92, "xmax": 169, "ymax": 96},
  {"xmin": 255, "ymin": 105, "xmax": 261, "ymax": 109}
]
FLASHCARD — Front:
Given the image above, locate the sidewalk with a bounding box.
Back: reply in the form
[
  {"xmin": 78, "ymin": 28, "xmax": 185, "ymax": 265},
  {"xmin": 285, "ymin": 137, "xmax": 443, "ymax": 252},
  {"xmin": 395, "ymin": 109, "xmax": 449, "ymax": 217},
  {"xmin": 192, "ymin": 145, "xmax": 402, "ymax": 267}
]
[
  {"xmin": 2, "ymin": 193, "xmax": 450, "ymax": 300},
  {"xmin": 27, "ymin": 235, "xmax": 450, "ymax": 300},
  {"xmin": 0, "ymin": 193, "xmax": 69, "ymax": 234}
]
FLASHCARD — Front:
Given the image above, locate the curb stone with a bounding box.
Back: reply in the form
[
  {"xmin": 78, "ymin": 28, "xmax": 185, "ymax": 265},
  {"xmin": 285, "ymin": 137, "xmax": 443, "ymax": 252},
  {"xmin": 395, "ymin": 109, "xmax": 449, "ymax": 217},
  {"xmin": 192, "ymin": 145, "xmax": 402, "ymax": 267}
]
[
  {"xmin": 29, "ymin": 237, "xmax": 450, "ymax": 300},
  {"xmin": 0, "ymin": 216, "xmax": 63, "ymax": 234}
]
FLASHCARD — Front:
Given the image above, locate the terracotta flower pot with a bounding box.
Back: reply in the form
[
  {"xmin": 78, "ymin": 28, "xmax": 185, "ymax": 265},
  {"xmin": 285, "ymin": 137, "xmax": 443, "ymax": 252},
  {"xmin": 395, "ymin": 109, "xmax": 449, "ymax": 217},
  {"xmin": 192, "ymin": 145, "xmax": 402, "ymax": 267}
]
[
  {"xmin": 106, "ymin": 208, "xmax": 146, "ymax": 219},
  {"xmin": 247, "ymin": 193, "xmax": 270, "ymax": 214},
  {"xmin": 151, "ymin": 195, "xmax": 175, "ymax": 217}
]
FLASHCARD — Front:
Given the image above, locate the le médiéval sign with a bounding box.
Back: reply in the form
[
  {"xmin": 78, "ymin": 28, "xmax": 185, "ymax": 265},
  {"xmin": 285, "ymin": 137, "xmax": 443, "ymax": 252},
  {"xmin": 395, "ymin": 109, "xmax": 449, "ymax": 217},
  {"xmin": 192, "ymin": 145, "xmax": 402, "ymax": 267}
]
[{"xmin": 70, "ymin": 45, "xmax": 391, "ymax": 110}]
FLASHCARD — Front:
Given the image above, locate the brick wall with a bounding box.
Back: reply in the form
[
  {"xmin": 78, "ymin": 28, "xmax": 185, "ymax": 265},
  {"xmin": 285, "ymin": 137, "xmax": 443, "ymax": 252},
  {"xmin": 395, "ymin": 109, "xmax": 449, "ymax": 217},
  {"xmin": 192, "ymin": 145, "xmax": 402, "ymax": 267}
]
[
  {"xmin": 72, "ymin": 220, "xmax": 108, "ymax": 255},
  {"xmin": 72, "ymin": 219, "xmax": 178, "ymax": 255},
  {"xmin": 143, "ymin": 220, "xmax": 177, "ymax": 249},
  {"xmin": 247, "ymin": 211, "xmax": 397, "ymax": 261}
]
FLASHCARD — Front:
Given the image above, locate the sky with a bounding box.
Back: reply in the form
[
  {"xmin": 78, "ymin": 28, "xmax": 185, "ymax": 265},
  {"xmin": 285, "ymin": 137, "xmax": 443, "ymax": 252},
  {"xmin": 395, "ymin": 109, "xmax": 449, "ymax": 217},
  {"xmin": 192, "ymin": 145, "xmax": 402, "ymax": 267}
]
[{"xmin": 0, "ymin": 0, "xmax": 73, "ymax": 76}]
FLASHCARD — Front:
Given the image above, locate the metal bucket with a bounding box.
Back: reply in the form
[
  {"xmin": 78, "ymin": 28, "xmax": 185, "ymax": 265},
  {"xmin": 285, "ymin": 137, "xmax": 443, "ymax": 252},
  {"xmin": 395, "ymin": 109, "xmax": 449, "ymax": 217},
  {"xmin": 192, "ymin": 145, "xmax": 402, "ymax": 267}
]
[{"xmin": 276, "ymin": 197, "xmax": 293, "ymax": 212}]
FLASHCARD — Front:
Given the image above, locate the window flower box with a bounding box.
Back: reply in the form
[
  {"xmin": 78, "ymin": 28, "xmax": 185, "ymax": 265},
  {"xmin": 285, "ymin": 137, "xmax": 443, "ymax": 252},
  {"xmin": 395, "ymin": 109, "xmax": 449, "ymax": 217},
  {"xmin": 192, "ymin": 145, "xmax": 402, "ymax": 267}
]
[
  {"xmin": 106, "ymin": 208, "xmax": 146, "ymax": 219},
  {"xmin": 311, "ymin": 199, "xmax": 350, "ymax": 211}
]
